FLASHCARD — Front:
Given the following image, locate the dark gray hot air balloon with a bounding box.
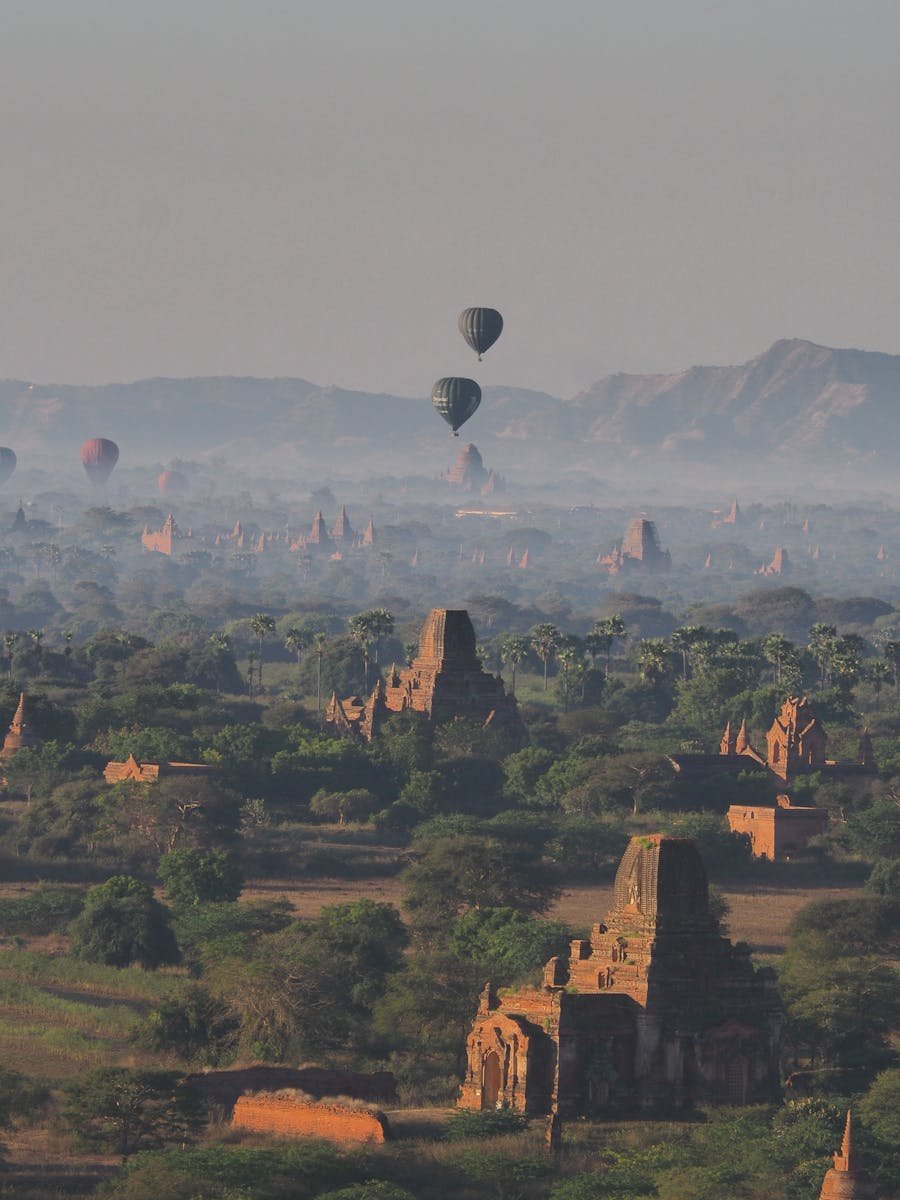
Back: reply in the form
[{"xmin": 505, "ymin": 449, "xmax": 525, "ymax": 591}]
[
  {"xmin": 0, "ymin": 448, "xmax": 16, "ymax": 488},
  {"xmin": 458, "ymin": 307, "xmax": 503, "ymax": 360},
  {"xmin": 432, "ymin": 377, "xmax": 481, "ymax": 436},
  {"xmin": 81, "ymin": 438, "xmax": 119, "ymax": 486}
]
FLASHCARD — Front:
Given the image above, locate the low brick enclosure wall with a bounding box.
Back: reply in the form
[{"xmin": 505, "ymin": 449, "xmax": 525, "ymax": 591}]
[{"xmin": 232, "ymin": 1090, "xmax": 391, "ymax": 1145}]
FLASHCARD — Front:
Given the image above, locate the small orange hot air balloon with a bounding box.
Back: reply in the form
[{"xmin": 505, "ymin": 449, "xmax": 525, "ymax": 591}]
[
  {"xmin": 158, "ymin": 469, "xmax": 189, "ymax": 496},
  {"xmin": 80, "ymin": 438, "xmax": 119, "ymax": 486}
]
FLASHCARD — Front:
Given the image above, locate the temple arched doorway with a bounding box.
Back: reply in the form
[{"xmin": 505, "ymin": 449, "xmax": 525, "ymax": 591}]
[{"xmin": 482, "ymin": 1051, "xmax": 502, "ymax": 1109}]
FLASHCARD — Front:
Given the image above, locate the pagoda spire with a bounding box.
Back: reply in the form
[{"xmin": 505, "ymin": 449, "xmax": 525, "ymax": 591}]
[{"xmin": 817, "ymin": 1110, "xmax": 874, "ymax": 1199}]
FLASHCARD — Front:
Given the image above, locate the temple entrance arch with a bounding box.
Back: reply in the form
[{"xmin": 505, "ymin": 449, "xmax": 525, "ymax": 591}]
[{"xmin": 482, "ymin": 1051, "xmax": 502, "ymax": 1109}]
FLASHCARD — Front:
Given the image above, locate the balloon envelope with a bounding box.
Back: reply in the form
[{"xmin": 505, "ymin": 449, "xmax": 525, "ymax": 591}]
[
  {"xmin": 0, "ymin": 448, "xmax": 16, "ymax": 488},
  {"xmin": 432, "ymin": 377, "xmax": 481, "ymax": 434},
  {"xmin": 80, "ymin": 438, "xmax": 119, "ymax": 486},
  {"xmin": 158, "ymin": 469, "xmax": 189, "ymax": 496},
  {"xmin": 458, "ymin": 307, "xmax": 503, "ymax": 359}
]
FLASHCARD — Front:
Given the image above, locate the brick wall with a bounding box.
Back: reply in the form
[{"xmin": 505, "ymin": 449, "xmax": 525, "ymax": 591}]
[{"xmin": 232, "ymin": 1092, "xmax": 390, "ymax": 1144}]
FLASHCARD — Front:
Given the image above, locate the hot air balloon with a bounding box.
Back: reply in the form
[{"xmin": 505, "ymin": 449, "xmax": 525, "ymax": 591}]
[
  {"xmin": 458, "ymin": 307, "xmax": 503, "ymax": 360},
  {"xmin": 432, "ymin": 377, "xmax": 481, "ymax": 436},
  {"xmin": 80, "ymin": 438, "xmax": 119, "ymax": 487},
  {"xmin": 158, "ymin": 469, "xmax": 189, "ymax": 496},
  {"xmin": 0, "ymin": 448, "xmax": 16, "ymax": 488}
]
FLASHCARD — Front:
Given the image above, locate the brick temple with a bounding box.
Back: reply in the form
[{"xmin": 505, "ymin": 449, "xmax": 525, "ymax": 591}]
[
  {"xmin": 459, "ymin": 835, "xmax": 782, "ymax": 1116},
  {"xmin": 670, "ymin": 696, "xmax": 875, "ymax": 784},
  {"xmin": 326, "ymin": 608, "xmax": 524, "ymax": 743},
  {"xmin": 598, "ymin": 518, "xmax": 671, "ymax": 574}
]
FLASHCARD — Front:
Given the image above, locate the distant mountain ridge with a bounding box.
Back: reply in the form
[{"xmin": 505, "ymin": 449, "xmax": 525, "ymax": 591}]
[{"xmin": 2, "ymin": 339, "xmax": 899, "ymax": 478}]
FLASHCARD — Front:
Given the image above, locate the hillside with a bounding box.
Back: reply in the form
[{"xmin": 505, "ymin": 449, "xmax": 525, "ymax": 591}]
[{"xmin": 2, "ymin": 339, "xmax": 899, "ymax": 481}]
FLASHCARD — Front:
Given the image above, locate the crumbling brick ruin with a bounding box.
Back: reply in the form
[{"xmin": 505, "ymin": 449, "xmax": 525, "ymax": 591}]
[
  {"xmin": 459, "ymin": 835, "xmax": 782, "ymax": 1116},
  {"xmin": 326, "ymin": 608, "xmax": 525, "ymax": 744},
  {"xmin": 232, "ymin": 1090, "xmax": 390, "ymax": 1144}
]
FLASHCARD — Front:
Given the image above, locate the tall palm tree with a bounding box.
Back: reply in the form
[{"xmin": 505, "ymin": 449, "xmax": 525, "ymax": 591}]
[
  {"xmin": 592, "ymin": 615, "xmax": 626, "ymax": 678},
  {"xmin": 556, "ymin": 636, "xmax": 583, "ymax": 712},
  {"xmin": 249, "ymin": 612, "xmax": 276, "ymax": 691},
  {"xmin": 637, "ymin": 639, "xmax": 671, "ymax": 686},
  {"xmin": 365, "ymin": 608, "xmax": 395, "ymax": 665},
  {"xmin": 500, "ymin": 635, "xmax": 529, "ymax": 697},
  {"xmin": 529, "ymin": 623, "xmax": 561, "ymax": 692},
  {"xmin": 313, "ymin": 632, "xmax": 328, "ymax": 713},
  {"xmin": 283, "ymin": 626, "xmax": 308, "ymax": 678},
  {"xmin": 348, "ymin": 614, "xmax": 375, "ymax": 692}
]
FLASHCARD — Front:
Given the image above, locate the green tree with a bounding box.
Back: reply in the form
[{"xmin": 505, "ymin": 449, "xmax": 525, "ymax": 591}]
[
  {"xmin": 134, "ymin": 984, "xmax": 239, "ymax": 1066},
  {"xmin": 866, "ymin": 659, "xmax": 892, "ymax": 707},
  {"xmin": 590, "ymin": 614, "xmax": 626, "ymax": 678},
  {"xmin": 348, "ymin": 613, "xmax": 375, "ymax": 692},
  {"xmin": 309, "ymin": 787, "xmax": 380, "ymax": 825},
  {"xmin": 403, "ymin": 834, "xmax": 560, "ymax": 940},
  {"xmin": 69, "ymin": 876, "xmax": 180, "ymax": 969},
  {"xmin": 636, "ymin": 638, "xmax": 674, "ymax": 686},
  {"xmin": 450, "ymin": 907, "xmax": 571, "ymax": 984},
  {"xmin": 158, "ymin": 848, "xmax": 243, "ymax": 906},
  {"xmin": 529, "ymin": 623, "xmax": 561, "ymax": 691},
  {"xmin": 62, "ymin": 1068, "xmax": 204, "ymax": 1159},
  {"xmin": 859, "ymin": 1068, "xmax": 900, "ymax": 1146},
  {"xmin": 249, "ymin": 612, "xmax": 276, "ymax": 691},
  {"xmin": 283, "ymin": 625, "xmax": 308, "ymax": 678},
  {"xmin": 762, "ymin": 632, "xmax": 798, "ymax": 686},
  {"xmin": 808, "ymin": 622, "xmax": 838, "ymax": 687},
  {"xmin": 500, "ymin": 634, "xmax": 530, "ymax": 697},
  {"xmin": 313, "ymin": 631, "xmax": 328, "ymax": 711},
  {"xmin": 883, "ymin": 639, "xmax": 900, "ymax": 691}
]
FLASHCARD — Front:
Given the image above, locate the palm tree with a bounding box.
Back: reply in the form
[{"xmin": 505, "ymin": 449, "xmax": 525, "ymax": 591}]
[
  {"xmin": 592, "ymin": 615, "xmax": 626, "ymax": 678},
  {"xmin": 882, "ymin": 640, "xmax": 900, "ymax": 693},
  {"xmin": 249, "ymin": 612, "xmax": 276, "ymax": 691},
  {"xmin": 762, "ymin": 633, "xmax": 795, "ymax": 686},
  {"xmin": 27, "ymin": 629, "xmax": 43, "ymax": 669},
  {"xmin": 556, "ymin": 636, "xmax": 583, "ymax": 712},
  {"xmin": 669, "ymin": 626, "xmax": 703, "ymax": 681},
  {"xmin": 637, "ymin": 638, "xmax": 672, "ymax": 686},
  {"xmin": 808, "ymin": 623, "xmax": 838, "ymax": 688},
  {"xmin": 866, "ymin": 660, "xmax": 892, "ymax": 708},
  {"xmin": 283, "ymin": 626, "xmax": 308, "ymax": 678},
  {"xmin": 500, "ymin": 635, "xmax": 529, "ymax": 697},
  {"xmin": 4, "ymin": 633, "xmax": 16, "ymax": 680},
  {"xmin": 348, "ymin": 614, "xmax": 375, "ymax": 692},
  {"xmin": 529, "ymin": 623, "xmax": 561, "ymax": 691},
  {"xmin": 313, "ymin": 632, "xmax": 328, "ymax": 712},
  {"xmin": 365, "ymin": 608, "xmax": 395, "ymax": 665}
]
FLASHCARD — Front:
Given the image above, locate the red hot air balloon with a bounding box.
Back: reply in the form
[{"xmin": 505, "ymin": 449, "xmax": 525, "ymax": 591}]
[
  {"xmin": 0, "ymin": 448, "xmax": 16, "ymax": 488},
  {"xmin": 158, "ymin": 469, "xmax": 189, "ymax": 496},
  {"xmin": 80, "ymin": 438, "xmax": 119, "ymax": 486}
]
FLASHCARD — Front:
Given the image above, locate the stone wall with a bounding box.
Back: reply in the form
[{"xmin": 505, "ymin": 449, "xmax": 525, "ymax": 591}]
[{"xmin": 232, "ymin": 1090, "xmax": 390, "ymax": 1144}]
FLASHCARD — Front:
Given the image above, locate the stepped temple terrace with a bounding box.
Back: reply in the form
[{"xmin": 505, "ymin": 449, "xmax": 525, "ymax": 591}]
[
  {"xmin": 459, "ymin": 835, "xmax": 782, "ymax": 1116},
  {"xmin": 326, "ymin": 608, "xmax": 525, "ymax": 743}
]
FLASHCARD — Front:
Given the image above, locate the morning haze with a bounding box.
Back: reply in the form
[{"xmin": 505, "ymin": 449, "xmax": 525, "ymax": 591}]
[{"xmin": 2, "ymin": 1, "xmax": 900, "ymax": 399}]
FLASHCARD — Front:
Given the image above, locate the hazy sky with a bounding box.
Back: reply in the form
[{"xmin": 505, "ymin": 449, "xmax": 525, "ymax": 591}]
[{"xmin": 2, "ymin": 1, "xmax": 899, "ymax": 398}]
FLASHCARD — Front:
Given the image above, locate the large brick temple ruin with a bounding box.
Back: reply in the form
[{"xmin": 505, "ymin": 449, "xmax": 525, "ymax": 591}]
[
  {"xmin": 598, "ymin": 518, "xmax": 671, "ymax": 575},
  {"xmin": 459, "ymin": 835, "xmax": 782, "ymax": 1116},
  {"xmin": 326, "ymin": 608, "xmax": 525, "ymax": 743}
]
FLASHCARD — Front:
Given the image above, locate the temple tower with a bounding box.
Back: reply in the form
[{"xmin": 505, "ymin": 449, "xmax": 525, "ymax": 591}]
[{"xmin": 818, "ymin": 1112, "xmax": 875, "ymax": 1200}]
